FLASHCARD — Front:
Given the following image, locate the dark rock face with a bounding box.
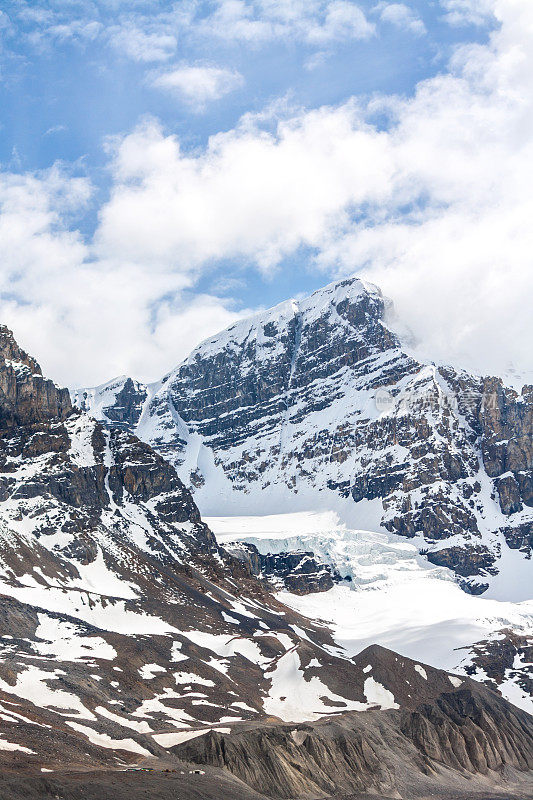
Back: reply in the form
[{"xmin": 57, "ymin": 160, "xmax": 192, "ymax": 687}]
[
  {"xmin": 105, "ymin": 378, "xmax": 148, "ymax": 430},
  {"xmin": 72, "ymin": 376, "xmax": 148, "ymax": 431},
  {"xmin": 226, "ymin": 542, "xmax": 342, "ymax": 594},
  {"xmin": 0, "ymin": 325, "xmax": 71, "ymax": 428},
  {"xmin": 169, "ymin": 282, "xmax": 399, "ymax": 452},
  {"xmin": 458, "ymin": 629, "xmax": 533, "ymax": 700},
  {"xmin": 496, "ymin": 473, "xmax": 523, "ymax": 515},
  {"xmin": 425, "ymin": 544, "xmax": 497, "ymax": 583},
  {"xmin": 480, "ymin": 380, "xmax": 533, "ymax": 510},
  {"xmin": 500, "ymin": 520, "xmax": 533, "ymax": 553}
]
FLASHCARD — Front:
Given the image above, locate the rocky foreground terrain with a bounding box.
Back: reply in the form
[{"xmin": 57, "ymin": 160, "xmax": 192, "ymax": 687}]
[{"xmin": 0, "ymin": 326, "xmax": 531, "ymax": 797}]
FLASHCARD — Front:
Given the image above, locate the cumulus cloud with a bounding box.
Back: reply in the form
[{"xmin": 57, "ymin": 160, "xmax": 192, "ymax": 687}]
[
  {"xmin": 94, "ymin": 110, "xmax": 392, "ymax": 272},
  {"xmin": 94, "ymin": 0, "xmax": 533, "ymax": 378},
  {"xmin": 192, "ymin": 0, "xmax": 375, "ymax": 44},
  {"xmin": 441, "ymin": 0, "xmax": 497, "ymax": 26},
  {"xmin": 2, "ymin": 0, "xmax": 531, "ymax": 384},
  {"xmin": 0, "ymin": 167, "xmax": 243, "ymax": 386},
  {"xmin": 305, "ymin": 2, "xmax": 376, "ymax": 42},
  {"xmin": 6, "ymin": 0, "xmax": 376, "ymax": 54},
  {"xmin": 107, "ymin": 24, "xmax": 177, "ymax": 62},
  {"xmin": 375, "ymin": 3, "xmax": 426, "ymax": 35},
  {"xmin": 318, "ymin": 0, "xmax": 533, "ymax": 376},
  {"xmin": 28, "ymin": 19, "xmax": 102, "ymax": 48},
  {"xmin": 151, "ymin": 65, "xmax": 244, "ymax": 109}
]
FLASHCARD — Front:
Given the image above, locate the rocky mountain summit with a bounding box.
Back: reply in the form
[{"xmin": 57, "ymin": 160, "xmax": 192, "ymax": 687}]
[
  {"xmin": 0, "ymin": 326, "xmax": 532, "ymax": 799},
  {"xmin": 76, "ymin": 277, "xmax": 533, "ymax": 595}
]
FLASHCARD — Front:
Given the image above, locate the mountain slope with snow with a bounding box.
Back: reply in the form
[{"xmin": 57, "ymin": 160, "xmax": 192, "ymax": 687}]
[
  {"xmin": 0, "ymin": 325, "xmax": 412, "ymax": 765},
  {"xmin": 208, "ymin": 510, "xmax": 533, "ymax": 714},
  {"xmin": 0, "ymin": 327, "xmax": 531, "ymax": 798}
]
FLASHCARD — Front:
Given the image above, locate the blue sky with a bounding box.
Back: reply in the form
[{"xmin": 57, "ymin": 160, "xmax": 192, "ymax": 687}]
[
  {"xmin": 0, "ymin": 0, "xmax": 531, "ymax": 386},
  {"xmin": 0, "ymin": 2, "xmax": 488, "ymax": 165}
]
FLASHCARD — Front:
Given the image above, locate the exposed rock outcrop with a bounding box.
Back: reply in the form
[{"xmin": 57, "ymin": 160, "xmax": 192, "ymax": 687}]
[
  {"xmin": 457, "ymin": 629, "xmax": 533, "ymax": 700},
  {"xmin": 226, "ymin": 541, "xmax": 343, "ymax": 593},
  {"xmin": 0, "ymin": 325, "xmax": 71, "ymax": 427},
  {"xmin": 73, "ymin": 376, "xmax": 147, "ymax": 431}
]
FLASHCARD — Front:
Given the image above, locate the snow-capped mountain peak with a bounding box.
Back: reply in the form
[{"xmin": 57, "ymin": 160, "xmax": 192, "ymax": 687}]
[{"xmin": 75, "ymin": 276, "xmax": 532, "ymax": 597}]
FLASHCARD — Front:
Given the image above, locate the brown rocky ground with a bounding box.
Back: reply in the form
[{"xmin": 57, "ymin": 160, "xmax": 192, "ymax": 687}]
[
  {"xmin": 0, "ymin": 748, "xmax": 531, "ymax": 800},
  {"xmin": 174, "ymin": 681, "xmax": 533, "ymax": 800}
]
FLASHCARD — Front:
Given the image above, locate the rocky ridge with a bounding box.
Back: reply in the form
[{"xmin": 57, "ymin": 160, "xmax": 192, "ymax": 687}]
[
  {"xmin": 177, "ymin": 651, "xmax": 533, "ymax": 800},
  {"xmin": 225, "ymin": 540, "xmax": 344, "ymax": 594},
  {"xmin": 457, "ymin": 628, "xmax": 533, "ymax": 700}
]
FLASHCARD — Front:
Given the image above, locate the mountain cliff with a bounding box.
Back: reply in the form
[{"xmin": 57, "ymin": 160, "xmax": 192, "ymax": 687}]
[{"xmin": 75, "ymin": 277, "xmax": 533, "ymax": 595}]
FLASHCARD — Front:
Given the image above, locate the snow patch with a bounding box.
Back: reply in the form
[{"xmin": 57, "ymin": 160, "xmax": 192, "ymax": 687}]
[
  {"xmin": 263, "ymin": 650, "xmax": 368, "ymax": 722},
  {"xmin": 363, "ymin": 677, "xmax": 399, "ymax": 709},
  {"xmin": 0, "ymin": 738, "xmax": 35, "ymax": 754},
  {"xmin": 153, "ymin": 727, "xmax": 231, "ymax": 748},
  {"xmin": 65, "ymin": 722, "xmax": 151, "ymax": 756}
]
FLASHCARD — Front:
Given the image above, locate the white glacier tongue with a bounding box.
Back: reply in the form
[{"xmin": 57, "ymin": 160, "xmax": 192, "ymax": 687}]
[{"xmin": 207, "ymin": 510, "xmax": 533, "ymax": 714}]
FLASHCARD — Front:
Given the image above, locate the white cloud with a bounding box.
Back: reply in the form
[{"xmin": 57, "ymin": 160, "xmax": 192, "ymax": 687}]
[
  {"xmin": 107, "ymin": 25, "xmax": 177, "ymax": 62},
  {"xmin": 306, "ymin": 2, "xmax": 376, "ymax": 42},
  {"xmin": 8, "ymin": 0, "xmax": 376, "ymax": 54},
  {"xmin": 193, "ymin": 0, "xmax": 375, "ymax": 44},
  {"xmin": 151, "ymin": 65, "xmax": 244, "ymax": 109},
  {"xmin": 94, "ymin": 111, "xmax": 393, "ymax": 273},
  {"xmin": 441, "ymin": 0, "xmax": 497, "ymax": 26},
  {"xmin": 44, "ymin": 124, "xmax": 67, "ymax": 136},
  {"xmin": 0, "ymin": 10, "xmax": 12, "ymax": 34},
  {"xmin": 304, "ymin": 50, "xmax": 330, "ymax": 71},
  {"xmin": 2, "ymin": 0, "xmax": 531, "ymax": 385},
  {"xmin": 31, "ymin": 19, "xmax": 103, "ymax": 46},
  {"xmin": 0, "ymin": 167, "xmax": 243, "ymax": 386},
  {"xmin": 319, "ymin": 0, "xmax": 533, "ymax": 376},
  {"xmin": 94, "ymin": 0, "xmax": 533, "ymax": 378},
  {"xmin": 375, "ymin": 3, "xmax": 426, "ymax": 35}
]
